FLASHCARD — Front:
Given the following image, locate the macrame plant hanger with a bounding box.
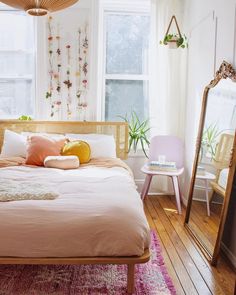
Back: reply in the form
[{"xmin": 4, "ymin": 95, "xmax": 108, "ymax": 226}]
[
  {"xmin": 164, "ymin": 15, "xmax": 182, "ymax": 42},
  {"xmin": 161, "ymin": 15, "xmax": 189, "ymax": 49}
]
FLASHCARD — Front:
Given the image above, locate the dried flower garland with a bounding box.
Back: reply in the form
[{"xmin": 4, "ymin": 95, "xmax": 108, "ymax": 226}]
[
  {"xmin": 53, "ymin": 24, "xmax": 62, "ymax": 115},
  {"xmin": 46, "ymin": 17, "xmax": 89, "ymax": 120},
  {"xmin": 46, "ymin": 16, "xmax": 54, "ymax": 117},
  {"xmin": 46, "ymin": 16, "xmax": 63, "ymax": 118},
  {"xmin": 76, "ymin": 28, "xmax": 82, "ymax": 107},
  {"xmin": 63, "ymin": 44, "xmax": 73, "ymax": 118},
  {"xmin": 76, "ymin": 24, "xmax": 89, "ymax": 120}
]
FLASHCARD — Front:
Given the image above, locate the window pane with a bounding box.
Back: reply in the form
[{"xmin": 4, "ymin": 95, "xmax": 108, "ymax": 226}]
[
  {"xmin": 106, "ymin": 14, "xmax": 150, "ymax": 75},
  {"xmin": 0, "ymin": 80, "xmax": 33, "ymax": 118},
  {"xmin": 0, "ymin": 12, "xmax": 34, "ymax": 51},
  {"xmin": 105, "ymin": 80, "xmax": 149, "ymax": 121},
  {"xmin": 0, "ymin": 53, "xmax": 34, "ymax": 77},
  {"xmin": 0, "ymin": 12, "xmax": 35, "ymax": 118}
]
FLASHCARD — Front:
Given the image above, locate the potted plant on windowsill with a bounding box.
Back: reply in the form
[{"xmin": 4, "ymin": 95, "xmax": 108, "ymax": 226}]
[
  {"xmin": 119, "ymin": 111, "xmax": 151, "ymax": 192},
  {"xmin": 119, "ymin": 111, "xmax": 150, "ymax": 158},
  {"xmin": 119, "ymin": 111, "xmax": 150, "ymax": 190},
  {"xmin": 18, "ymin": 115, "xmax": 33, "ymax": 121}
]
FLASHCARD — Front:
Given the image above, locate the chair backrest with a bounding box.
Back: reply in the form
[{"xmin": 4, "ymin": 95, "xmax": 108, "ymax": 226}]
[
  {"xmin": 212, "ymin": 133, "xmax": 234, "ymax": 180},
  {"xmin": 149, "ymin": 136, "xmax": 184, "ymax": 168}
]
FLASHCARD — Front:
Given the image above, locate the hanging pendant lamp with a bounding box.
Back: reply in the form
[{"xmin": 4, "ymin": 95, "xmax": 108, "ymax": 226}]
[{"xmin": 0, "ymin": 0, "xmax": 79, "ymax": 16}]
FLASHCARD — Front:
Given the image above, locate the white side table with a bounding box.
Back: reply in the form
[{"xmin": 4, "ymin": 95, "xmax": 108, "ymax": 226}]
[{"xmin": 196, "ymin": 172, "xmax": 216, "ymax": 216}]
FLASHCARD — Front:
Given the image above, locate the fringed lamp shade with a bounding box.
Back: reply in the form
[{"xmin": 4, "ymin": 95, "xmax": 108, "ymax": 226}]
[{"xmin": 0, "ymin": 0, "xmax": 79, "ymax": 16}]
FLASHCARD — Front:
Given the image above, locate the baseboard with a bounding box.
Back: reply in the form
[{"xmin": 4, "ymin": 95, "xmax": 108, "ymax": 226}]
[
  {"xmin": 192, "ymin": 197, "xmax": 223, "ymax": 205},
  {"xmin": 134, "ymin": 178, "xmax": 174, "ymax": 195},
  {"xmin": 221, "ymin": 242, "xmax": 236, "ymax": 270}
]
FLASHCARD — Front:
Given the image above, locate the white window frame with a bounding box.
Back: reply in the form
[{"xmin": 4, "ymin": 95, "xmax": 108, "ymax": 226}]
[{"xmin": 96, "ymin": 0, "xmax": 151, "ymax": 121}]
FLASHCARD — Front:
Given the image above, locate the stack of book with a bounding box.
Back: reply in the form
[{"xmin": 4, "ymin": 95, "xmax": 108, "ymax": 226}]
[{"xmin": 147, "ymin": 161, "xmax": 177, "ymax": 172}]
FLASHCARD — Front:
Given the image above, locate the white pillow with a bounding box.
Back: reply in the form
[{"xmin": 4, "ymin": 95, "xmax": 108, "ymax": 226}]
[
  {"xmin": 0, "ymin": 130, "xmax": 27, "ymax": 158},
  {"xmin": 66, "ymin": 133, "xmax": 117, "ymax": 158},
  {"xmin": 44, "ymin": 156, "xmax": 80, "ymax": 170}
]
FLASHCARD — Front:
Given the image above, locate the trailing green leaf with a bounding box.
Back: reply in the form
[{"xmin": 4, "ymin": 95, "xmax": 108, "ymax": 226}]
[
  {"xmin": 160, "ymin": 33, "xmax": 188, "ymax": 49},
  {"xmin": 18, "ymin": 115, "xmax": 32, "ymax": 121}
]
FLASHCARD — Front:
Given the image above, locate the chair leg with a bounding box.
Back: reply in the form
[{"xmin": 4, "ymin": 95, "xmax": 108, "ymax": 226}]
[
  {"xmin": 141, "ymin": 174, "xmax": 152, "ymax": 200},
  {"xmin": 205, "ymin": 179, "xmax": 210, "ymax": 216},
  {"xmin": 172, "ymin": 176, "xmax": 182, "ymax": 214}
]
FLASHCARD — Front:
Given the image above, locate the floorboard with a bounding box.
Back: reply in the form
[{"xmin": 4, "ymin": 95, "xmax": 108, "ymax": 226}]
[
  {"xmin": 144, "ymin": 195, "xmax": 236, "ymax": 295},
  {"xmin": 144, "ymin": 204, "xmax": 185, "ymax": 295}
]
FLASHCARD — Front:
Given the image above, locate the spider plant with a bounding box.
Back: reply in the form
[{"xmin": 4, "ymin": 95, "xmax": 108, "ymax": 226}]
[
  {"xmin": 119, "ymin": 111, "xmax": 150, "ymax": 158},
  {"xmin": 201, "ymin": 123, "xmax": 222, "ymax": 160}
]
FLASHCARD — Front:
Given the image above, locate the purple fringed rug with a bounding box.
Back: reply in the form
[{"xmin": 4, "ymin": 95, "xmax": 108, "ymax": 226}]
[{"xmin": 0, "ymin": 231, "xmax": 176, "ymax": 295}]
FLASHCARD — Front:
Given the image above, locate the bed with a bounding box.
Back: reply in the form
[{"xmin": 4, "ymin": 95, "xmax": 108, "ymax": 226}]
[{"xmin": 0, "ymin": 120, "xmax": 150, "ymax": 294}]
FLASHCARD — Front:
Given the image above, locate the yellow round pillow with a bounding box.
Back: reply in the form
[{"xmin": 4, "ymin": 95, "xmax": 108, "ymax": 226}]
[{"xmin": 61, "ymin": 140, "xmax": 91, "ymax": 164}]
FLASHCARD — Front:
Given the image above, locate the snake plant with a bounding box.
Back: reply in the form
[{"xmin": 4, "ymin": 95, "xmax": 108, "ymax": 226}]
[{"xmin": 201, "ymin": 123, "xmax": 221, "ymax": 160}]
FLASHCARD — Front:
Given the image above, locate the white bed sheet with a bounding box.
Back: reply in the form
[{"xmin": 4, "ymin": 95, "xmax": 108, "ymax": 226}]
[{"xmin": 0, "ymin": 165, "xmax": 150, "ymax": 258}]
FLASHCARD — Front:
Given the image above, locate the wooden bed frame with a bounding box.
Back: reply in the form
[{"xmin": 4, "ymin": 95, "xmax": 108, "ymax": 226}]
[
  {"xmin": 0, "ymin": 120, "xmax": 129, "ymax": 160},
  {"xmin": 0, "ymin": 120, "xmax": 150, "ymax": 294}
]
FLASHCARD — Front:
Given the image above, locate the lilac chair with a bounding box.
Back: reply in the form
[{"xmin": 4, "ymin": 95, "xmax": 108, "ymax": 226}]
[{"xmin": 141, "ymin": 136, "xmax": 184, "ymax": 214}]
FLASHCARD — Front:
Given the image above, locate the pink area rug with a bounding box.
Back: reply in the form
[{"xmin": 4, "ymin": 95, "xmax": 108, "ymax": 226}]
[{"xmin": 0, "ymin": 231, "xmax": 176, "ymax": 295}]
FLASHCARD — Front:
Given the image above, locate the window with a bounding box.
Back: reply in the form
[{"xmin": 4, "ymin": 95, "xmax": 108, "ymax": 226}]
[
  {"xmin": 104, "ymin": 12, "xmax": 150, "ymax": 122},
  {"xmin": 0, "ymin": 7, "xmax": 35, "ymax": 119}
]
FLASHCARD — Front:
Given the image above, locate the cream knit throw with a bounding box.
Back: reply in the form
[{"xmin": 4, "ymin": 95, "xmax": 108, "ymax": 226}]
[{"xmin": 0, "ymin": 180, "xmax": 58, "ymax": 202}]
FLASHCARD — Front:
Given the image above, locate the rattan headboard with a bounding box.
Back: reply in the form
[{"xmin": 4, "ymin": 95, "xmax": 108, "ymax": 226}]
[{"xmin": 0, "ymin": 120, "xmax": 129, "ymax": 160}]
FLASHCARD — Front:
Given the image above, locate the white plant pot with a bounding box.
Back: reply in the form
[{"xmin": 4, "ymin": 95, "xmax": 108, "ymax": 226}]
[
  {"xmin": 166, "ymin": 36, "xmax": 179, "ymax": 49},
  {"xmin": 125, "ymin": 150, "xmax": 148, "ymax": 193},
  {"xmin": 168, "ymin": 41, "xmax": 178, "ymax": 49},
  {"xmin": 125, "ymin": 150, "xmax": 148, "ymax": 179}
]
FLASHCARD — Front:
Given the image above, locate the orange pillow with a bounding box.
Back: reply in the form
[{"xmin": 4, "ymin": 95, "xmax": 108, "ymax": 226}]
[{"xmin": 25, "ymin": 135, "xmax": 67, "ymax": 166}]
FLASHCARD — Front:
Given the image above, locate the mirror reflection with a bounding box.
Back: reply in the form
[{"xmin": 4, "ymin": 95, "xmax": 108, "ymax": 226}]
[{"xmin": 188, "ymin": 78, "xmax": 236, "ymax": 255}]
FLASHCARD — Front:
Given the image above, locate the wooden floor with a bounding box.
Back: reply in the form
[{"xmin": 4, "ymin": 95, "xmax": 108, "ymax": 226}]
[
  {"xmin": 144, "ymin": 195, "xmax": 236, "ymax": 295},
  {"xmin": 188, "ymin": 200, "xmax": 222, "ymax": 254}
]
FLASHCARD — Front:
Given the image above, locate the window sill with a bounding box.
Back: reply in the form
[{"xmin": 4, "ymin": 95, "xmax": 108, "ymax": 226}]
[{"xmin": 128, "ymin": 150, "xmax": 147, "ymax": 158}]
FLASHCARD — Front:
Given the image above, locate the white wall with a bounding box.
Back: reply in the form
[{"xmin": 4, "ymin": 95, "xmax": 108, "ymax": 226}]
[{"xmin": 183, "ymin": 0, "xmax": 236, "ymax": 264}]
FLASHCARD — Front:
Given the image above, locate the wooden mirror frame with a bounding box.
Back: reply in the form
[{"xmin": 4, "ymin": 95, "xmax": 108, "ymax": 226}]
[{"xmin": 184, "ymin": 61, "xmax": 236, "ymax": 266}]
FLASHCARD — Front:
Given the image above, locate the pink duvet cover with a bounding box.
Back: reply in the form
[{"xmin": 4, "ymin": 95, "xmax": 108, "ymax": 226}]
[{"xmin": 0, "ymin": 164, "xmax": 150, "ymax": 258}]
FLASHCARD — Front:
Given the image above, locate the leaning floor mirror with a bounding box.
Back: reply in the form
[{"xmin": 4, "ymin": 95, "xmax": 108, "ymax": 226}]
[{"xmin": 185, "ymin": 61, "xmax": 236, "ymax": 265}]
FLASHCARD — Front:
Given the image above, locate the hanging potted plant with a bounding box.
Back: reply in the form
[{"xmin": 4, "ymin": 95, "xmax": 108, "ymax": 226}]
[
  {"xmin": 160, "ymin": 33, "xmax": 188, "ymax": 49},
  {"xmin": 160, "ymin": 15, "xmax": 188, "ymax": 49}
]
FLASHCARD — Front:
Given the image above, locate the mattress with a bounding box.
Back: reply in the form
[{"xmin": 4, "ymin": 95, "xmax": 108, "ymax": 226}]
[
  {"xmin": 218, "ymin": 168, "xmax": 229, "ymax": 189},
  {"xmin": 0, "ymin": 165, "xmax": 150, "ymax": 258}
]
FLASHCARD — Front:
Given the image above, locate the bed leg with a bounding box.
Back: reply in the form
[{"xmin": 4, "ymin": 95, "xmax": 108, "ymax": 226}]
[{"xmin": 127, "ymin": 263, "xmax": 135, "ymax": 294}]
